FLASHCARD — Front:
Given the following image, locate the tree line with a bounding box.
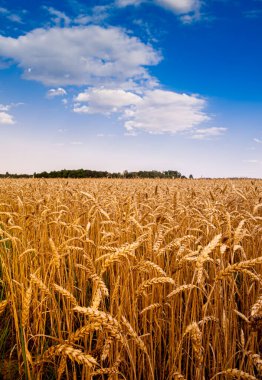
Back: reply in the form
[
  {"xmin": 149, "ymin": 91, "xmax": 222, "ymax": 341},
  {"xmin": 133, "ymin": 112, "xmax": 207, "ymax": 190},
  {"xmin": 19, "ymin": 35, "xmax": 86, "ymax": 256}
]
[{"xmin": 0, "ymin": 169, "xmax": 192, "ymax": 179}]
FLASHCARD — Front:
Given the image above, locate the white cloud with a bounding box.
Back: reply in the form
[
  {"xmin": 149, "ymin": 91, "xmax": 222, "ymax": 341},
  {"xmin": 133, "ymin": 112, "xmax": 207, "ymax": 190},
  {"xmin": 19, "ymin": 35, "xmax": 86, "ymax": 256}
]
[
  {"xmin": 0, "ymin": 111, "xmax": 15, "ymax": 125},
  {"xmin": 116, "ymin": 0, "xmax": 201, "ymax": 16},
  {"xmin": 0, "ymin": 7, "xmax": 8, "ymax": 14},
  {"xmin": 155, "ymin": 0, "xmax": 200, "ymax": 14},
  {"xmin": 0, "ymin": 102, "xmax": 24, "ymax": 110},
  {"xmin": 7, "ymin": 14, "xmax": 23, "ymax": 23},
  {"xmin": 254, "ymin": 138, "xmax": 262, "ymax": 144},
  {"xmin": 74, "ymin": 6, "xmax": 110, "ymax": 25},
  {"xmin": 191, "ymin": 127, "xmax": 227, "ymax": 140},
  {"xmin": 123, "ymin": 90, "xmax": 210, "ymax": 134},
  {"xmin": 74, "ymin": 87, "xmax": 211, "ymax": 134},
  {"xmin": 180, "ymin": 12, "xmax": 201, "ymax": 24},
  {"xmin": 0, "ymin": 7, "xmax": 24, "ymax": 23},
  {"xmin": 43, "ymin": 6, "xmax": 71, "ymax": 26},
  {"xmin": 244, "ymin": 9, "xmax": 262, "ymax": 19},
  {"xmin": 0, "ymin": 103, "xmax": 19, "ymax": 125},
  {"xmin": 0, "ymin": 26, "xmax": 160, "ymax": 86},
  {"xmin": 116, "ymin": 0, "xmax": 142, "ymax": 6},
  {"xmin": 74, "ymin": 88, "xmax": 142, "ymax": 114},
  {"xmin": 243, "ymin": 159, "xmax": 259, "ymax": 164},
  {"xmin": 71, "ymin": 141, "xmax": 83, "ymax": 145},
  {"xmin": 73, "ymin": 105, "xmax": 90, "ymax": 114},
  {"xmin": 0, "ymin": 104, "xmax": 10, "ymax": 111},
  {"xmin": 47, "ymin": 87, "xmax": 67, "ymax": 97}
]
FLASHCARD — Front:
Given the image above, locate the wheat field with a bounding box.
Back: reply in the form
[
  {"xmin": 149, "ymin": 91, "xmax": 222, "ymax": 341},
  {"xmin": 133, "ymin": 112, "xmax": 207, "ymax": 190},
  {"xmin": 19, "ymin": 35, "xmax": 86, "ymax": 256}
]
[{"xmin": 0, "ymin": 178, "xmax": 262, "ymax": 380}]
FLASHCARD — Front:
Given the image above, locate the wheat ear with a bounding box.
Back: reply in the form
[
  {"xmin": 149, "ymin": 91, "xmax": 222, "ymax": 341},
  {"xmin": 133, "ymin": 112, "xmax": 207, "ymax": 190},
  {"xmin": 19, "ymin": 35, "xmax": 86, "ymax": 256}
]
[
  {"xmin": 245, "ymin": 350, "xmax": 262, "ymax": 374},
  {"xmin": 0, "ymin": 300, "xmax": 8, "ymax": 316},
  {"xmin": 121, "ymin": 316, "xmax": 147, "ymax": 354},
  {"xmin": 183, "ymin": 322, "xmax": 203, "ymax": 365},
  {"xmin": 42, "ymin": 344, "xmax": 98, "ymax": 367},
  {"xmin": 22, "ymin": 286, "xmax": 32, "ymax": 328},
  {"xmin": 53, "ymin": 283, "xmax": 78, "ymax": 306},
  {"xmin": 137, "ymin": 276, "xmax": 175, "ymax": 296},
  {"xmin": 210, "ymin": 369, "xmax": 256, "ymax": 379},
  {"xmin": 73, "ymin": 306, "xmax": 124, "ymax": 343}
]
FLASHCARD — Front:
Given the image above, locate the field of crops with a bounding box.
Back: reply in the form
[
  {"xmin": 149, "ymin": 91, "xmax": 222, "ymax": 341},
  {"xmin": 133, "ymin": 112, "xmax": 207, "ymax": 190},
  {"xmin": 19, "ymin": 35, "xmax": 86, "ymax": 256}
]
[{"xmin": 0, "ymin": 178, "xmax": 262, "ymax": 380}]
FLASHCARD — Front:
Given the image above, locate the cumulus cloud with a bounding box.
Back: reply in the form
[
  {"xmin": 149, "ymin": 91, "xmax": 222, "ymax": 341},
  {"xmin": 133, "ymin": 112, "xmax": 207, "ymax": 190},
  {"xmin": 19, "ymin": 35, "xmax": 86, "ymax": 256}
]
[
  {"xmin": 191, "ymin": 127, "xmax": 227, "ymax": 140},
  {"xmin": 0, "ymin": 103, "xmax": 17, "ymax": 125},
  {"xmin": 0, "ymin": 104, "xmax": 10, "ymax": 111},
  {"xmin": 155, "ymin": 0, "xmax": 200, "ymax": 14},
  {"xmin": 74, "ymin": 87, "xmax": 211, "ymax": 134},
  {"xmin": 74, "ymin": 6, "xmax": 111, "ymax": 25},
  {"xmin": 0, "ymin": 111, "xmax": 15, "ymax": 125},
  {"xmin": 123, "ymin": 90, "xmax": 210, "ymax": 134},
  {"xmin": 0, "ymin": 26, "xmax": 160, "ymax": 86},
  {"xmin": 43, "ymin": 6, "xmax": 71, "ymax": 27},
  {"xmin": 0, "ymin": 18, "xmax": 214, "ymax": 137},
  {"xmin": 116, "ymin": 0, "xmax": 201, "ymax": 17},
  {"xmin": 47, "ymin": 87, "xmax": 67, "ymax": 97},
  {"xmin": 116, "ymin": 0, "xmax": 142, "ymax": 6},
  {"xmin": 74, "ymin": 88, "xmax": 142, "ymax": 114},
  {"xmin": 180, "ymin": 12, "xmax": 202, "ymax": 24}
]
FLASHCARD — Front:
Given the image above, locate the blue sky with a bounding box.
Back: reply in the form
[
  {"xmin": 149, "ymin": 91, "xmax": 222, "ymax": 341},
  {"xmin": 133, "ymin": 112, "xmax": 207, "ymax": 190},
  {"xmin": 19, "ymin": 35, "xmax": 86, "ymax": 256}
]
[{"xmin": 0, "ymin": 0, "xmax": 261, "ymax": 177}]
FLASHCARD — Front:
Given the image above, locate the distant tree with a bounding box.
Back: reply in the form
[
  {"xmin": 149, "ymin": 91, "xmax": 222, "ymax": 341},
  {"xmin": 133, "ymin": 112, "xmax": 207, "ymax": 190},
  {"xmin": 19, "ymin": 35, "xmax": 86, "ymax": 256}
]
[
  {"xmin": 189, "ymin": 174, "xmax": 194, "ymax": 179},
  {"xmin": 0, "ymin": 168, "xmax": 188, "ymax": 179}
]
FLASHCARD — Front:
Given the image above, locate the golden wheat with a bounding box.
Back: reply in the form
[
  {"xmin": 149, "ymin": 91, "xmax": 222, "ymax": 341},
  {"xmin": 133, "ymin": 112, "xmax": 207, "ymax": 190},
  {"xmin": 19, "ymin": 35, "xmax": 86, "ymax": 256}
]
[{"xmin": 0, "ymin": 178, "xmax": 261, "ymax": 379}]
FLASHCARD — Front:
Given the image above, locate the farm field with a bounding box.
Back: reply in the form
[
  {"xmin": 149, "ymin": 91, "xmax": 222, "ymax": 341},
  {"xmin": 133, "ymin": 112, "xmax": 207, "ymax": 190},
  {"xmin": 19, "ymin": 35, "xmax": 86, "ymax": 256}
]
[{"xmin": 0, "ymin": 178, "xmax": 262, "ymax": 380}]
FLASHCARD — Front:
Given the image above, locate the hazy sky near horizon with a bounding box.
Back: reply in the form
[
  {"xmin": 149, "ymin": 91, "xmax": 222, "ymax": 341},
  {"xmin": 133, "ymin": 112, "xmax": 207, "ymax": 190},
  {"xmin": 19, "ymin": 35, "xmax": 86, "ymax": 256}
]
[{"xmin": 0, "ymin": 0, "xmax": 261, "ymax": 177}]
